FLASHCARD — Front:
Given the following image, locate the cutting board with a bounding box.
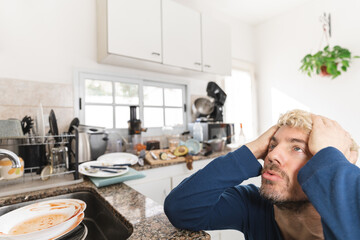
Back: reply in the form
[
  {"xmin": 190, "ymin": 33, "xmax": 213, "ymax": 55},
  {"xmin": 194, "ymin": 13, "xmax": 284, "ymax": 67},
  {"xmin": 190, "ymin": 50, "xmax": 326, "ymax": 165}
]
[
  {"xmin": 89, "ymin": 167, "xmax": 145, "ymax": 187},
  {"xmin": 145, "ymin": 149, "xmax": 200, "ymax": 165}
]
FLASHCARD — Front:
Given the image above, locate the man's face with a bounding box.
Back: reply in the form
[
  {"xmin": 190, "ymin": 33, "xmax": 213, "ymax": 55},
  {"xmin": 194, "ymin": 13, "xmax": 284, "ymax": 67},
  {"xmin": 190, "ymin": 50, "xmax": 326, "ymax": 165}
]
[{"xmin": 259, "ymin": 126, "xmax": 312, "ymax": 205}]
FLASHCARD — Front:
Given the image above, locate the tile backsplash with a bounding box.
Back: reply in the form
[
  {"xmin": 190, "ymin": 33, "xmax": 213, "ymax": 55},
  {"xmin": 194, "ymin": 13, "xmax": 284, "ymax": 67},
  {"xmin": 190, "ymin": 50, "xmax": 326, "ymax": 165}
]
[{"xmin": 0, "ymin": 78, "xmax": 74, "ymax": 133}]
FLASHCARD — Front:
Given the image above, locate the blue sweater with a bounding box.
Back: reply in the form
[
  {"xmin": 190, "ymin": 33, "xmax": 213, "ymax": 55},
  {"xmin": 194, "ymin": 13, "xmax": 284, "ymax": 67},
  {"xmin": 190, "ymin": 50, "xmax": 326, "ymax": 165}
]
[{"xmin": 164, "ymin": 146, "xmax": 360, "ymax": 240}]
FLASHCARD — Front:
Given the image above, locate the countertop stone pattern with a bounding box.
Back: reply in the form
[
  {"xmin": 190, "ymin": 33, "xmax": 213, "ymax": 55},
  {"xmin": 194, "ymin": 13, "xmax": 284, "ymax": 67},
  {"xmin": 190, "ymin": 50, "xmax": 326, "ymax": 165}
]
[{"xmin": 0, "ymin": 149, "xmax": 235, "ymax": 239}]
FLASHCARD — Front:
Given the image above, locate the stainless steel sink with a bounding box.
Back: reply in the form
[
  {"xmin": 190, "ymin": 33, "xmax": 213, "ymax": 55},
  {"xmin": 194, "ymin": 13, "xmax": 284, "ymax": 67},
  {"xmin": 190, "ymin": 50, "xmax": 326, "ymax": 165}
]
[{"xmin": 0, "ymin": 191, "xmax": 133, "ymax": 240}]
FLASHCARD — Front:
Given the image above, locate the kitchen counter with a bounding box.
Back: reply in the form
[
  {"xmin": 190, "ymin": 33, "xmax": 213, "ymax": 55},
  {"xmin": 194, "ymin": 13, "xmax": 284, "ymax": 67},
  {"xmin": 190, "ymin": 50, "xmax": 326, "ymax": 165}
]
[{"xmin": 0, "ymin": 149, "xmax": 234, "ymax": 239}]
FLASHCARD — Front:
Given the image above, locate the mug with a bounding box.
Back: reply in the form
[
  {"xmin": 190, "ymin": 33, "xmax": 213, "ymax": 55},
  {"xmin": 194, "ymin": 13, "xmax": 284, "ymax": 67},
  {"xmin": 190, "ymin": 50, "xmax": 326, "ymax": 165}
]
[{"xmin": 0, "ymin": 157, "xmax": 24, "ymax": 180}]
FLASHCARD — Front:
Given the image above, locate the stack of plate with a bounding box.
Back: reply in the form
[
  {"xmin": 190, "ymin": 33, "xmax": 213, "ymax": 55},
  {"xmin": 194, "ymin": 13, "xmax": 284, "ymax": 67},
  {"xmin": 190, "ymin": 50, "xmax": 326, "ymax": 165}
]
[{"xmin": 0, "ymin": 199, "xmax": 86, "ymax": 240}]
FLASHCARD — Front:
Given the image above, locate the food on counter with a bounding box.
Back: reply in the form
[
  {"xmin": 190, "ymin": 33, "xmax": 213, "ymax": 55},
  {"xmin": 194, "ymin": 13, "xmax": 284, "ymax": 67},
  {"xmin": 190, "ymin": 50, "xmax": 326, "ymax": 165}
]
[
  {"xmin": 185, "ymin": 155, "xmax": 193, "ymax": 170},
  {"xmin": 159, "ymin": 152, "xmax": 168, "ymax": 160},
  {"xmin": 135, "ymin": 143, "xmax": 146, "ymax": 152},
  {"xmin": 173, "ymin": 146, "xmax": 188, "ymax": 157}
]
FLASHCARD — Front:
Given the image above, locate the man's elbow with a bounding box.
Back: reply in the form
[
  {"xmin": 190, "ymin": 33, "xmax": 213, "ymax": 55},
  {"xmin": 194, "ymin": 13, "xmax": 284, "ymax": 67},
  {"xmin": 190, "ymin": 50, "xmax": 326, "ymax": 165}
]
[{"xmin": 164, "ymin": 195, "xmax": 197, "ymax": 230}]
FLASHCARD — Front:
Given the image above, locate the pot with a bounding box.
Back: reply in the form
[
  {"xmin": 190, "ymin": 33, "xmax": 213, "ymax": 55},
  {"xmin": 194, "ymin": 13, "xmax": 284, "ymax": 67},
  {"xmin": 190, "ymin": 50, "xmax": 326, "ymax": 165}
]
[{"xmin": 206, "ymin": 138, "xmax": 226, "ymax": 152}]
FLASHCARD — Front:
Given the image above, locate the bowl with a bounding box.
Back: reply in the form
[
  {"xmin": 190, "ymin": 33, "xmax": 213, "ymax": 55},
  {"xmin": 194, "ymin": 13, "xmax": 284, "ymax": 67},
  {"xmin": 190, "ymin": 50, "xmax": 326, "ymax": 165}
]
[
  {"xmin": 185, "ymin": 139, "xmax": 201, "ymax": 155},
  {"xmin": 207, "ymin": 138, "xmax": 226, "ymax": 152}
]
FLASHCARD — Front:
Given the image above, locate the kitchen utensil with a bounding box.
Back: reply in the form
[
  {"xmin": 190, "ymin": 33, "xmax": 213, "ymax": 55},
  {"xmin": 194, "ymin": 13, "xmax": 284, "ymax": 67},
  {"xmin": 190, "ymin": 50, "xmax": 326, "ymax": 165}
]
[
  {"xmin": 0, "ymin": 157, "xmax": 24, "ymax": 180},
  {"xmin": 35, "ymin": 103, "xmax": 45, "ymax": 143},
  {"xmin": 20, "ymin": 116, "xmax": 34, "ymax": 135},
  {"xmin": 185, "ymin": 139, "xmax": 201, "ymax": 155},
  {"xmin": 150, "ymin": 151, "xmax": 158, "ymax": 160},
  {"xmin": 0, "ymin": 199, "xmax": 85, "ymax": 240},
  {"xmin": 192, "ymin": 97, "xmax": 214, "ymax": 117},
  {"xmin": 40, "ymin": 165, "xmax": 53, "ymax": 181},
  {"xmin": 49, "ymin": 109, "xmax": 61, "ymax": 144},
  {"xmin": 51, "ymin": 146, "xmax": 69, "ymax": 172},
  {"xmin": 90, "ymin": 165, "xmax": 127, "ymax": 170},
  {"xmin": 79, "ymin": 161, "xmax": 129, "ymax": 178},
  {"xmin": 97, "ymin": 152, "xmax": 138, "ymax": 165},
  {"xmin": 138, "ymin": 150, "xmax": 145, "ymax": 166},
  {"xmin": 206, "ymin": 138, "xmax": 226, "ymax": 152},
  {"xmin": 0, "ymin": 119, "xmax": 24, "ymax": 138},
  {"xmin": 18, "ymin": 144, "xmax": 47, "ymax": 173}
]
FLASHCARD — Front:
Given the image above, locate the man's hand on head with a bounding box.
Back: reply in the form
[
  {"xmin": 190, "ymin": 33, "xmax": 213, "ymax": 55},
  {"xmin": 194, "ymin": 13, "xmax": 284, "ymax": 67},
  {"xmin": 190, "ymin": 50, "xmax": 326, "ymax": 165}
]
[
  {"xmin": 309, "ymin": 114, "xmax": 358, "ymax": 164},
  {"xmin": 246, "ymin": 125, "xmax": 279, "ymax": 160}
]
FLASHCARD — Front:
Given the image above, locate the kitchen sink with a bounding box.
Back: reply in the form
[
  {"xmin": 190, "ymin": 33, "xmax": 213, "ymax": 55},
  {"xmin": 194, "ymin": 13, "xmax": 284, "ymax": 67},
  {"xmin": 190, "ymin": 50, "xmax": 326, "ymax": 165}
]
[{"xmin": 0, "ymin": 191, "xmax": 133, "ymax": 240}]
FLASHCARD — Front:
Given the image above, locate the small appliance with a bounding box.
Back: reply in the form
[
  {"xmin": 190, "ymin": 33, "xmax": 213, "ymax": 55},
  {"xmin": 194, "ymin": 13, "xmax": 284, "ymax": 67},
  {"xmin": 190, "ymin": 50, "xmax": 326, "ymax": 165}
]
[
  {"xmin": 188, "ymin": 122, "xmax": 234, "ymax": 144},
  {"xmin": 127, "ymin": 106, "xmax": 147, "ymax": 146}
]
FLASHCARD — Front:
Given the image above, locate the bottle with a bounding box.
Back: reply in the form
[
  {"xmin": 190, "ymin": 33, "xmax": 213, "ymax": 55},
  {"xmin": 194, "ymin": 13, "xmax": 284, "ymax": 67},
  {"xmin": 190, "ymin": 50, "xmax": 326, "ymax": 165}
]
[
  {"xmin": 193, "ymin": 122, "xmax": 203, "ymax": 143},
  {"xmin": 238, "ymin": 123, "xmax": 246, "ymax": 147}
]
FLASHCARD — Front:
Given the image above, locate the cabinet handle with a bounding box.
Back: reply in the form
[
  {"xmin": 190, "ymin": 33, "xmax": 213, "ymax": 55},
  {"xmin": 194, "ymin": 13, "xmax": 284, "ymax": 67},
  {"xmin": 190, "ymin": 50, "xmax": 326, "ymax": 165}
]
[
  {"xmin": 194, "ymin": 62, "xmax": 201, "ymax": 65},
  {"xmin": 204, "ymin": 64, "xmax": 211, "ymax": 68},
  {"xmin": 151, "ymin": 52, "xmax": 160, "ymax": 56}
]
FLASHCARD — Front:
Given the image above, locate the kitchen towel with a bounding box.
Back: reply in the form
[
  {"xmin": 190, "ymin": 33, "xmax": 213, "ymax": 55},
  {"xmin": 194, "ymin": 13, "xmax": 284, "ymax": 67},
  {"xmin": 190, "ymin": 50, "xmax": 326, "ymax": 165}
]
[{"xmin": 89, "ymin": 167, "xmax": 145, "ymax": 188}]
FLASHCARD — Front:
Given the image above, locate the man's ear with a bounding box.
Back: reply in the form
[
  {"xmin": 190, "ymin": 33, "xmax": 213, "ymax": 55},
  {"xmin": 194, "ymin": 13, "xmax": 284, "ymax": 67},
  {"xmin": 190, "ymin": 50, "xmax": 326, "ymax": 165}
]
[{"xmin": 349, "ymin": 150, "xmax": 358, "ymax": 165}]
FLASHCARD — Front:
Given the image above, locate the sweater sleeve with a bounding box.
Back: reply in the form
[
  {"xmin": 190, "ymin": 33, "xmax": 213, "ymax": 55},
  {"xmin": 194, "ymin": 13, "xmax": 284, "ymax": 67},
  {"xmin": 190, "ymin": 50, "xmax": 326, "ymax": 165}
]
[
  {"xmin": 164, "ymin": 145, "xmax": 262, "ymax": 231},
  {"xmin": 298, "ymin": 147, "xmax": 360, "ymax": 239}
]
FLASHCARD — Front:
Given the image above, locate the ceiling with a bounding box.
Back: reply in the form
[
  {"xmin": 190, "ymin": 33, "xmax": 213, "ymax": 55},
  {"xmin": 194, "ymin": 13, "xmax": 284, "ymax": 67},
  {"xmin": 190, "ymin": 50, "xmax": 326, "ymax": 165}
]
[{"xmin": 174, "ymin": 0, "xmax": 313, "ymax": 25}]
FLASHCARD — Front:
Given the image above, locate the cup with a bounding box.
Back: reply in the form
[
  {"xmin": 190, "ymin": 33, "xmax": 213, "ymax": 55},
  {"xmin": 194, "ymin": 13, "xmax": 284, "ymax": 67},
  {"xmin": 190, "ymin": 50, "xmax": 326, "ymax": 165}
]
[
  {"xmin": 51, "ymin": 146, "xmax": 69, "ymax": 172},
  {"xmin": 168, "ymin": 138, "xmax": 180, "ymax": 152},
  {"xmin": 0, "ymin": 157, "xmax": 24, "ymax": 180}
]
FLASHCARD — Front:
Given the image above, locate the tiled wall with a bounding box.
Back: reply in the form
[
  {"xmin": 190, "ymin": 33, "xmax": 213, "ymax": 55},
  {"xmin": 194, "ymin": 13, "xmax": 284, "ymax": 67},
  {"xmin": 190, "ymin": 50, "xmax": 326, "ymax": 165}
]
[{"xmin": 0, "ymin": 78, "xmax": 74, "ymax": 134}]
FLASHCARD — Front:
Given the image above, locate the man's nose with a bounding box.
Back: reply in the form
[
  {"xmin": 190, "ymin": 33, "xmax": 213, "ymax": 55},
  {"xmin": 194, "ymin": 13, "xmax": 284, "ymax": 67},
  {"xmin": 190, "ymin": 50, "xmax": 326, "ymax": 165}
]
[{"xmin": 266, "ymin": 145, "xmax": 284, "ymax": 166}]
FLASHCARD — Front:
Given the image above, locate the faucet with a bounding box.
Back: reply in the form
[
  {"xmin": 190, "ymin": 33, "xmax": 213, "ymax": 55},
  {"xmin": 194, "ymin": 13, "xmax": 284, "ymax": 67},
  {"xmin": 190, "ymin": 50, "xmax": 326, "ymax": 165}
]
[{"xmin": 0, "ymin": 149, "xmax": 21, "ymax": 168}]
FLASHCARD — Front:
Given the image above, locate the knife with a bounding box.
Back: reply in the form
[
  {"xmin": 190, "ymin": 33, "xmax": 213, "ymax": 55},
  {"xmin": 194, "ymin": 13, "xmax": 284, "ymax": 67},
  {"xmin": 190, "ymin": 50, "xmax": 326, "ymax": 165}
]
[{"xmin": 90, "ymin": 165, "xmax": 127, "ymax": 170}]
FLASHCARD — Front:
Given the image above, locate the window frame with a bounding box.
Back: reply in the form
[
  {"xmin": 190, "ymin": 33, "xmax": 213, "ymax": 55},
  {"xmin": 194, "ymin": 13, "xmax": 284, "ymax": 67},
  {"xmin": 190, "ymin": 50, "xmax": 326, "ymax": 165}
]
[{"xmin": 74, "ymin": 71, "xmax": 187, "ymax": 134}]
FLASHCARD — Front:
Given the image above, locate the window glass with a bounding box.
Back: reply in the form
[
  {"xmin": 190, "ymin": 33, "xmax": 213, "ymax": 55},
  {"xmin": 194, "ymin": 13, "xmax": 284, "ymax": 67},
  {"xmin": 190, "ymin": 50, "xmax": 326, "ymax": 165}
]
[
  {"xmin": 144, "ymin": 107, "xmax": 164, "ymax": 127},
  {"xmin": 85, "ymin": 79, "xmax": 112, "ymax": 103},
  {"xmin": 85, "ymin": 105, "xmax": 113, "ymax": 128},
  {"xmin": 143, "ymin": 86, "xmax": 163, "ymax": 106},
  {"xmin": 115, "ymin": 106, "xmax": 140, "ymax": 128},
  {"xmin": 164, "ymin": 88, "xmax": 182, "ymax": 107},
  {"xmin": 165, "ymin": 108, "xmax": 183, "ymax": 126},
  {"xmin": 115, "ymin": 82, "xmax": 139, "ymax": 105}
]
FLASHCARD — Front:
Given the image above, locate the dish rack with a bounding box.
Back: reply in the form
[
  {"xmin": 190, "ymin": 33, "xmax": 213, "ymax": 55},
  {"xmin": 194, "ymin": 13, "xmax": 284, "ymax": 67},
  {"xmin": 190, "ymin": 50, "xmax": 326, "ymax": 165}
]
[{"xmin": 0, "ymin": 130, "xmax": 82, "ymax": 197}]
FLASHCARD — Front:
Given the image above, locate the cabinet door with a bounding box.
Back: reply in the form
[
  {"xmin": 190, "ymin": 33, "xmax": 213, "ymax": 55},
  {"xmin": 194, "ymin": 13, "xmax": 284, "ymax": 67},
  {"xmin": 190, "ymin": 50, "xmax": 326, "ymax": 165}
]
[
  {"xmin": 129, "ymin": 178, "xmax": 171, "ymax": 205},
  {"xmin": 202, "ymin": 14, "xmax": 232, "ymax": 75},
  {"xmin": 107, "ymin": 0, "xmax": 162, "ymax": 62},
  {"xmin": 172, "ymin": 172, "xmax": 193, "ymax": 189},
  {"xmin": 162, "ymin": 0, "xmax": 202, "ymax": 71}
]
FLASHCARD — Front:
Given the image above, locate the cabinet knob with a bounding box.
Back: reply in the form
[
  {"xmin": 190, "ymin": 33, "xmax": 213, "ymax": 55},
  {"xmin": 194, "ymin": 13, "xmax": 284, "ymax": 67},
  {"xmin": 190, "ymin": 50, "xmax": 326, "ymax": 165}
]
[
  {"xmin": 204, "ymin": 64, "xmax": 211, "ymax": 68},
  {"xmin": 194, "ymin": 62, "xmax": 201, "ymax": 66},
  {"xmin": 151, "ymin": 52, "xmax": 161, "ymax": 56}
]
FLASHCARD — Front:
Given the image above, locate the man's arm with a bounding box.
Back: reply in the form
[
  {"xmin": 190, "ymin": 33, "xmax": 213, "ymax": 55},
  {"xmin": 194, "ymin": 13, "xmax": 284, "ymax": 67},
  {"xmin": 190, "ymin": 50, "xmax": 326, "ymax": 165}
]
[
  {"xmin": 299, "ymin": 115, "xmax": 360, "ymax": 239},
  {"xmin": 164, "ymin": 126, "xmax": 278, "ymax": 231}
]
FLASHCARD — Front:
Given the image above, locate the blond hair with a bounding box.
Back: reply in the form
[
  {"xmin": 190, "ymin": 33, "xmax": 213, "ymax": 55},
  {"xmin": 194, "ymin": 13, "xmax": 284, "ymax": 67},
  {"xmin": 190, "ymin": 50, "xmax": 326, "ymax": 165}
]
[{"xmin": 277, "ymin": 109, "xmax": 358, "ymax": 152}]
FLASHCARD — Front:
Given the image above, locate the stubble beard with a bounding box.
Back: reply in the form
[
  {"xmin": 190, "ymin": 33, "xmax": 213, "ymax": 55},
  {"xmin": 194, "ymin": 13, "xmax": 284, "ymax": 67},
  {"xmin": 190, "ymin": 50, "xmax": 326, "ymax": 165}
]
[{"xmin": 259, "ymin": 163, "xmax": 310, "ymax": 211}]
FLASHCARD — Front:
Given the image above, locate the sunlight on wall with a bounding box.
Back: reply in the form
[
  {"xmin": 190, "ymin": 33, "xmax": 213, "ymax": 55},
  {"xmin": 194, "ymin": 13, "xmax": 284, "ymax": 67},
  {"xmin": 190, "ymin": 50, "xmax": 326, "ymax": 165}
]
[{"xmin": 271, "ymin": 88, "xmax": 310, "ymax": 124}]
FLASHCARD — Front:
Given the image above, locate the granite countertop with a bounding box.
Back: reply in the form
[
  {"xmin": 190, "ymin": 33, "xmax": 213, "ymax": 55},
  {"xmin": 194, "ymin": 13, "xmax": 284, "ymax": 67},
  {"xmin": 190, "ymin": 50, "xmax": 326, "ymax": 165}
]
[{"xmin": 0, "ymin": 149, "xmax": 233, "ymax": 239}]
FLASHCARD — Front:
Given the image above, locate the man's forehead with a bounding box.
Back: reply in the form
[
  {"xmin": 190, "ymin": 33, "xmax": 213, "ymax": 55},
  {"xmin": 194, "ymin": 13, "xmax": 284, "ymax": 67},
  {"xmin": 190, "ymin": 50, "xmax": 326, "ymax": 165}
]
[{"xmin": 272, "ymin": 126, "xmax": 309, "ymax": 143}]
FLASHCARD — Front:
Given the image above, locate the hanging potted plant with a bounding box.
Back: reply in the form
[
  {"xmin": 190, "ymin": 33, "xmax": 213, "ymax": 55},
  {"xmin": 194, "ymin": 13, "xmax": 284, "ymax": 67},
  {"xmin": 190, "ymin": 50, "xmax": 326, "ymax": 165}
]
[{"xmin": 300, "ymin": 45, "xmax": 359, "ymax": 79}]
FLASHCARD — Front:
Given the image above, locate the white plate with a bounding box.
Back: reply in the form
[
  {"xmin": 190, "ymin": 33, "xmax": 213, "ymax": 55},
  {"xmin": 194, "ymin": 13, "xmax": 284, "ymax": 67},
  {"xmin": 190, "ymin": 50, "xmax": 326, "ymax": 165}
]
[
  {"xmin": 79, "ymin": 161, "xmax": 129, "ymax": 178},
  {"xmin": 36, "ymin": 103, "xmax": 45, "ymax": 143},
  {"xmin": 0, "ymin": 199, "xmax": 86, "ymax": 240},
  {"xmin": 97, "ymin": 152, "xmax": 138, "ymax": 165}
]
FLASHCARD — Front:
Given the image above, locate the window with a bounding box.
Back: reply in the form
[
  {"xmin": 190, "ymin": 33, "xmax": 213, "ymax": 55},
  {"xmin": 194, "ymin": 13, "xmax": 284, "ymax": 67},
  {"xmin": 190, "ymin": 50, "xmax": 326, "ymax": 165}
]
[
  {"xmin": 224, "ymin": 68, "xmax": 257, "ymax": 141},
  {"xmin": 77, "ymin": 73, "xmax": 187, "ymax": 131}
]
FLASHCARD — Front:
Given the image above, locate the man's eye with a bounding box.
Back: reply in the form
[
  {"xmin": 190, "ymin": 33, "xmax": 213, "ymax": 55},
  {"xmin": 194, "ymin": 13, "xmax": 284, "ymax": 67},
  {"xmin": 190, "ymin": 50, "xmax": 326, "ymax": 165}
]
[
  {"xmin": 293, "ymin": 147, "xmax": 303, "ymax": 152},
  {"xmin": 268, "ymin": 144, "xmax": 275, "ymax": 151}
]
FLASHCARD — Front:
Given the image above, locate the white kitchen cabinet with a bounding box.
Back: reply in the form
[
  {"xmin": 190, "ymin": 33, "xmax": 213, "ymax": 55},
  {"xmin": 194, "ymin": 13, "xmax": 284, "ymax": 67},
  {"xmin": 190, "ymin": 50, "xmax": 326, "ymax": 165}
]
[
  {"xmin": 98, "ymin": 0, "xmax": 162, "ymax": 63},
  {"xmin": 129, "ymin": 177, "xmax": 171, "ymax": 205},
  {"xmin": 162, "ymin": 0, "xmax": 202, "ymax": 71},
  {"xmin": 201, "ymin": 14, "xmax": 232, "ymax": 75}
]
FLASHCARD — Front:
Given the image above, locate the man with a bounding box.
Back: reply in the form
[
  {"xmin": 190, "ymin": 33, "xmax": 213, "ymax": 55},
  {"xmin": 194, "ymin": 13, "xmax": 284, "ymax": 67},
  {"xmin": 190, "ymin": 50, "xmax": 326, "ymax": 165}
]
[{"xmin": 164, "ymin": 109, "xmax": 359, "ymax": 240}]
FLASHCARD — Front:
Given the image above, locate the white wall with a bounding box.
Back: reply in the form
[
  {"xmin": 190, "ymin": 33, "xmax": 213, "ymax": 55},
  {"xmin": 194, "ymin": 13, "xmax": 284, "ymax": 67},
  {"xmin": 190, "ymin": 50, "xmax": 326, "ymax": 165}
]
[{"xmin": 254, "ymin": 0, "xmax": 360, "ymax": 146}]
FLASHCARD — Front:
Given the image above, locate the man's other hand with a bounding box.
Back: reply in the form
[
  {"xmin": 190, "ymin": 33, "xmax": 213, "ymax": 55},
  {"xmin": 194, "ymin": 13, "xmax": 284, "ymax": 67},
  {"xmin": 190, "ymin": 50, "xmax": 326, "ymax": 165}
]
[
  {"xmin": 309, "ymin": 115, "xmax": 358, "ymax": 164},
  {"xmin": 246, "ymin": 125, "xmax": 278, "ymax": 160}
]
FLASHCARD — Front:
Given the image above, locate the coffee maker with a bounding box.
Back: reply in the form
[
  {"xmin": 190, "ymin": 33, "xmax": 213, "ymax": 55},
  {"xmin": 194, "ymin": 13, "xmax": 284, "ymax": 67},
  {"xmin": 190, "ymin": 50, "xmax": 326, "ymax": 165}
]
[
  {"xmin": 128, "ymin": 106, "xmax": 146, "ymax": 146},
  {"xmin": 206, "ymin": 82, "xmax": 227, "ymax": 122}
]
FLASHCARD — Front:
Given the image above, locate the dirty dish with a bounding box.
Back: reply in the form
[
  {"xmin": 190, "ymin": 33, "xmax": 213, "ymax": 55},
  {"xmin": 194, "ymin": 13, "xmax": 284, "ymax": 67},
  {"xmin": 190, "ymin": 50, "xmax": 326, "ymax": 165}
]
[
  {"xmin": 185, "ymin": 139, "xmax": 201, "ymax": 155},
  {"xmin": 0, "ymin": 199, "xmax": 86, "ymax": 240},
  {"xmin": 79, "ymin": 161, "xmax": 129, "ymax": 178},
  {"xmin": 97, "ymin": 152, "xmax": 138, "ymax": 165}
]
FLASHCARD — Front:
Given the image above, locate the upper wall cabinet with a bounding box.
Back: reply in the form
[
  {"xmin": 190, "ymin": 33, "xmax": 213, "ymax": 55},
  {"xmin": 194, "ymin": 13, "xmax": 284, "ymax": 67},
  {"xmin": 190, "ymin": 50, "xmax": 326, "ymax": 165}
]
[
  {"xmin": 97, "ymin": 0, "xmax": 231, "ymax": 76},
  {"xmin": 98, "ymin": 0, "xmax": 162, "ymax": 63},
  {"xmin": 202, "ymin": 14, "xmax": 232, "ymax": 75},
  {"xmin": 162, "ymin": 0, "xmax": 202, "ymax": 71}
]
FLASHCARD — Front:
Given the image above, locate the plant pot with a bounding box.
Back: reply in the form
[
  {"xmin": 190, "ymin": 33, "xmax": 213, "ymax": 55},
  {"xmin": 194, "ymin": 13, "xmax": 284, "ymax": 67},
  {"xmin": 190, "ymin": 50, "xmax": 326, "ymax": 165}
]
[{"xmin": 320, "ymin": 65, "xmax": 331, "ymax": 77}]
